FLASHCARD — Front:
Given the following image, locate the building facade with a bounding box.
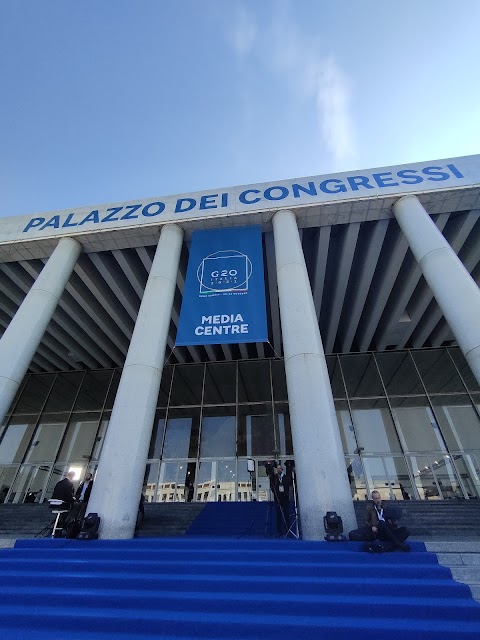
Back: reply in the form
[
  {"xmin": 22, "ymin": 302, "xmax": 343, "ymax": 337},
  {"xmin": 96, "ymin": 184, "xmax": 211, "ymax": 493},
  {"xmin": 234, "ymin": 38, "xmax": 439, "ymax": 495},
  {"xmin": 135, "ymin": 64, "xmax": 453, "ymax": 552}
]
[{"xmin": 1, "ymin": 155, "xmax": 480, "ymax": 539}]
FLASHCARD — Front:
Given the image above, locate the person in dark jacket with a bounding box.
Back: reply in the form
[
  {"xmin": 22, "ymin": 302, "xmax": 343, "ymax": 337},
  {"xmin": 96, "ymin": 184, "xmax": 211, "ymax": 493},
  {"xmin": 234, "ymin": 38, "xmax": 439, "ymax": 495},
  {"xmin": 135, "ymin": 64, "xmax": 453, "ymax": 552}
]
[
  {"xmin": 75, "ymin": 472, "xmax": 93, "ymax": 504},
  {"xmin": 52, "ymin": 471, "xmax": 76, "ymax": 505},
  {"xmin": 51, "ymin": 471, "xmax": 76, "ymax": 531},
  {"xmin": 72, "ymin": 471, "xmax": 94, "ymax": 523},
  {"xmin": 269, "ymin": 463, "xmax": 292, "ymax": 536},
  {"xmin": 365, "ymin": 490, "xmax": 410, "ymax": 551}
]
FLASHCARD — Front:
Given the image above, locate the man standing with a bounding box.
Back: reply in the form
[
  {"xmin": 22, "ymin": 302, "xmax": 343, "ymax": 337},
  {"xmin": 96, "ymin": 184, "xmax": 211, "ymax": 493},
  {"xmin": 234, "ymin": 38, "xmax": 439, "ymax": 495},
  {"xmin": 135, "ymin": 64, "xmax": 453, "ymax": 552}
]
[
  {"xmin": 74, "ymin": 471, "xmax": 94, "ymax": 522},
  {"xmin": 269, "ymin": 463, "xmax": 291, "ymax": 537},
  {"xmin": 75, "ymin": 472, "xmax": 93, "ymax": 504},
  {"xmin": 365, "ymin": 490, "xmax": 410, "ymax": 551},
  {"xmin": 52, "ymin": 470, "xmax": 76, "ymax": 505},
  {"xmin": 51, "ymin": 470, "xmax": 76, "ymax": 532}
]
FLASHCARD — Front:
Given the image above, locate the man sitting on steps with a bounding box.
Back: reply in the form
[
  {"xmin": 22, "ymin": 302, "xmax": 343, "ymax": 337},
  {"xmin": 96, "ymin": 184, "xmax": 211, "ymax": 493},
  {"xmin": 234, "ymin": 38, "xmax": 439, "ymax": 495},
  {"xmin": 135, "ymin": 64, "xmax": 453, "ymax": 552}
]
[{"xmin": 366, "ymin": 490, "xmax": 410, "ymax": 551}]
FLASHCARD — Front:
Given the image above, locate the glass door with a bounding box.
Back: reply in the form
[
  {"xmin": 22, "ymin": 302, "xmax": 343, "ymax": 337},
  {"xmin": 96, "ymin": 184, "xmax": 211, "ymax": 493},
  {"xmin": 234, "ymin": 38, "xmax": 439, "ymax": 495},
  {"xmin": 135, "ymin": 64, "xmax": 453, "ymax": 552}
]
[
  {"xmin": 407, "ymin": 454, "xmax": 463, "ymax": 499},
  {"xmin": 7, "ymin": 464, "xmax": 53, "ymax": 503},
  {"xmin": 362, "ymin": 456, "xmax": 415, "ymax": 501},
  {"xmin": 156, "ymin": 460, "xmax": 191, "ymax": 502},
  {"xmin": 236, "ymin": 460, "xmax": 254, "ymax": 501},
  {"xmin": 196, "ymin": 460, "xmax": 237, "ymax": 502},
  {"xmin": 345, "ymin": 455, "xmax": 367, "ymax": 501}
]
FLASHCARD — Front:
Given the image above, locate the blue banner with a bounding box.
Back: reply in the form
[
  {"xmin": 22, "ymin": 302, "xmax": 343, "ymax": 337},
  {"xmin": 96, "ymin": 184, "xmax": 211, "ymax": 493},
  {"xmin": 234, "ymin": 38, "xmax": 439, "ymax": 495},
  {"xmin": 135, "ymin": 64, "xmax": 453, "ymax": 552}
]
[{"xmin": 176, "ymin": 226, "xmax": 268, "ymax": 346}]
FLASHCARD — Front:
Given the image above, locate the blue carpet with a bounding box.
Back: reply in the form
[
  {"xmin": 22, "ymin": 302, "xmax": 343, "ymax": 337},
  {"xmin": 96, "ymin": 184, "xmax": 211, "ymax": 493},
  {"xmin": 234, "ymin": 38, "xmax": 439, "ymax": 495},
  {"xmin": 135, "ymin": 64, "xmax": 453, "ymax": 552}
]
[
  {"xmin": 0, "ymin": 537, "xmax": 478, "ymax": 639},
  {"xmin": 185, "ymin": 501, "xmax": 278, "ymax": 537}
]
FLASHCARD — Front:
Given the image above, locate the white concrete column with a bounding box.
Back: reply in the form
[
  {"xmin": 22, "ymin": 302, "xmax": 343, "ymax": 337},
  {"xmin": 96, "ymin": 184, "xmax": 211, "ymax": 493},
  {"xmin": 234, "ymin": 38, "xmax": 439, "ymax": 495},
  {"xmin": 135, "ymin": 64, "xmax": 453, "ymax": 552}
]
[
  {"xmin": 0, "ymin": 237, "xmax": 82, "ymax": 424},
  {"xmin": 394, "ymin": 195, "xmax": 480, "ymax": 384},
  {"xmin": 272, "ymin": 209, "xmax": 356, "ymax": 539},
  {"xmin": 88, "ymin": 224, "xmax": 184, "ymax": 539}
]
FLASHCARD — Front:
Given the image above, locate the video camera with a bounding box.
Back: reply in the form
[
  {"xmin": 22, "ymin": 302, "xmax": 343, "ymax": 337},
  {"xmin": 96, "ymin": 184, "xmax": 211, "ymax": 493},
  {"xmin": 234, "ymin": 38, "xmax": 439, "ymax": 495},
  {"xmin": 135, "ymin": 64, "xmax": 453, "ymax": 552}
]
[{"xmin": 264, "ymin": 460, "xmax": 277, "ymax": 476}]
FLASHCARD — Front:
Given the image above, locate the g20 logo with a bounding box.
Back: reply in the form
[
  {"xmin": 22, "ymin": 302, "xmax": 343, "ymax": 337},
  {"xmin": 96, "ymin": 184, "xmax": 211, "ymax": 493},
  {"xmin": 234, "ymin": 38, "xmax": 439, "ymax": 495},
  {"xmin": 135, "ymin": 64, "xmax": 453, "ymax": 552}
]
[{"xmin": 197, "ymin": 250, "xmax": 252, "ymax": 295}]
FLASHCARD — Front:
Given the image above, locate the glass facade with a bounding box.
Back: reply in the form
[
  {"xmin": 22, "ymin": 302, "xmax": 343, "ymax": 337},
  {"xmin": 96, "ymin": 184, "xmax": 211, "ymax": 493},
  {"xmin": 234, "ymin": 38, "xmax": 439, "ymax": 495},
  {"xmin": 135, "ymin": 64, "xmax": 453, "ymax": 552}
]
[{"xmin": 1, "ymin": 347, "xmax": 479, "ymax": 504}]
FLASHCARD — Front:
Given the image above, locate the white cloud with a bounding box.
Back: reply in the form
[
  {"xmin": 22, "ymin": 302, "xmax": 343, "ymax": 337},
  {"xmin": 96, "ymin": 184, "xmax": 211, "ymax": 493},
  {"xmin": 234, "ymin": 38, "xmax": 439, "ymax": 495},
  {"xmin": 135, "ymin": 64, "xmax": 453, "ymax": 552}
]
[
  {"xmin": 231, "ymin": 4, "xmax": 257, "ymax": 58},
  {"xmin": 228, "ymin": 1, "xmax": 355, "ymax": 164},
  {"xmin": 315, "ymin": 57, "xmax": 354, "ymax": 163}
]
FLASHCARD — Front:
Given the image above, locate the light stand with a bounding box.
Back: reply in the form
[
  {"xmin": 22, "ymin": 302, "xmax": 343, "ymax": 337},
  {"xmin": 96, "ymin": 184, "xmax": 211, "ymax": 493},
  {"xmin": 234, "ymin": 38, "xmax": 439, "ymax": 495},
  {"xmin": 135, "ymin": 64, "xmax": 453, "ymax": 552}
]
[
  {"xmin": 285, "ymin": 463, "xmax": 299, "ymax": 539},
  {"xmin": 247, "ymin": 459, "xmax": 255, "ymax": 501}
]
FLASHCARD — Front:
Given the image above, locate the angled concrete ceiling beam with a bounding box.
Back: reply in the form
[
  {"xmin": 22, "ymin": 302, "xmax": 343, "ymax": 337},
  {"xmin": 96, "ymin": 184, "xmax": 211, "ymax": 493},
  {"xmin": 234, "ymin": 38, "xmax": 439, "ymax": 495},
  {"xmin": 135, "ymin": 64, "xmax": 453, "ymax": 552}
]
[
  {"xmin": 399, "ymin": 210, "xmax": 480, "ymax": 349},
  {"xmin": 0, "ymin": 278, "xmax": 75, "ymax": 369},
  {"xmin": 220, "ymin": 344, "xmax": 233, "ymax": 360},
  {"xmin": 375, "ymin": 214, "xmax": 450, "ymax": 351},
  {"xmin": 341, "ymin": 219, "xmax": 389, "ymax": 352},
  {"xmin": 239, "ymin": 344, "xmax": 249, "ymax": 360},
  {"xmin": 112, "ymin": 249, "xmax": 147, "ymax": 300},
  {"xmin": 20, "ymin": 260, "xmax": 125, "ymax": 365},
  {"xmin": 411, "ymin": 248, "xmax": 480, "ymax": 348},
  {"xmin": 429, "ymin": 318, "xmax": 454, "ymax": 347},
  {"xmin": 312, "ymin": 225, "xmax": 331, "ymax": 321},
  {"xmin": 265, "ymin": 232, "xmax": 281, "ymax": 356},
  {"xmin": 324, "ymin": 222, "xmax": 361, "ymax": 354},
  {"xmin": 74, "ymin": 256, "xmax": 134, "ymax": 340},
  {"xmin": 357, "ymin": 228, "xmax": 410, "ymax": 352},
  {"xmin": 90, "ymin": 252, "xmax": 140, "ymax": 321},
  {"xmin": 256, "ymin": 342, "xmax": 265, "ymax": 359}
]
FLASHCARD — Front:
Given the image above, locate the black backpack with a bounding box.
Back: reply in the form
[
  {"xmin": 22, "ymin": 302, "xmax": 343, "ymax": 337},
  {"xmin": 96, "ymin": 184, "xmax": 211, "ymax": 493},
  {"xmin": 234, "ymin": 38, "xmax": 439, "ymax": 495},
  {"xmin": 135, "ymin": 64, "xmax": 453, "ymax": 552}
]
[
  {"xmin": 77, "ymin": 513, "xmax": 100, "ymax": 540},
  {"xmin": 62, "ymin": 517, "xmax": 82, "ymax": 539},
  {"xmin": 363, "ymin": 539, "xmax": 394, "ymax": 553}
]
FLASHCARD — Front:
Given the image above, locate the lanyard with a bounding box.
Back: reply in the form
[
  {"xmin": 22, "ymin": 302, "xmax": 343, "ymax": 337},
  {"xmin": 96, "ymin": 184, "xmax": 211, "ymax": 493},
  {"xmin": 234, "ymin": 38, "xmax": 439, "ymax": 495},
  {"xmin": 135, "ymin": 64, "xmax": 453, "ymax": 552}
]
[{"xmin": 375, "ymin": 506, "xmax": 385, "ymax": 521}]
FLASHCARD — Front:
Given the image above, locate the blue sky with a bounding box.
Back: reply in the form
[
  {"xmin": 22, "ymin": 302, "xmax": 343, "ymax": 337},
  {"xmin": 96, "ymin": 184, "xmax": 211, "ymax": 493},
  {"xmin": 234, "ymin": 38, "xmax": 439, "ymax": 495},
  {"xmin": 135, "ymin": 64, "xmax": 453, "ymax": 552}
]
[{"xmin": 1, "ymin": 0, "xmax": 479, "ymax": 218}]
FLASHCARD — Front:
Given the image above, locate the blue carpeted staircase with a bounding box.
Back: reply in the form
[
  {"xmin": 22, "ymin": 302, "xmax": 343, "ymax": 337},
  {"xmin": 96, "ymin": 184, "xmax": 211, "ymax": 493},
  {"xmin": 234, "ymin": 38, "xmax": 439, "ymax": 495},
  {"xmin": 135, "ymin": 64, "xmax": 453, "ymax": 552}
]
[
  {"xmin": 0, "ymin": 537, "xmax": 479, "ymax": 639},
  {"xmin": 185, "ymin": 501, "xmax": 279, "ymax": 537}
]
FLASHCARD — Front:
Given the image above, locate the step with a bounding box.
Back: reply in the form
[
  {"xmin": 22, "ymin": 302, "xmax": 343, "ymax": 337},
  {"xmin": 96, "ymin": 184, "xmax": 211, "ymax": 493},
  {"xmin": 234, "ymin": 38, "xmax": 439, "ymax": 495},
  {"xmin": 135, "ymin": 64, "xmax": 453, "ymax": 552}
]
[
  {"xmin": 0, "ymin": 559, "xmax": 453, "ymax": 582},
  {"xmin": 0, "ymin": 547, "xmax": 440, "ymax": 565},
  {"xmin": 1, "ymin": 604, "xmax": 480, "ymax": 640},
  {"xmin": 1, "ymin": 537, "xmax": 479, "ymax": 640},
  {"xmin": 0, "ymin": 586, "xmax": 479, "ymax": 623},
  {"xmin": 437, "ymin": 554, "xmax": 480, "ymax": 567},
  {"xmin": 426, "ymin": 542, "xmax": 480, "ymax": 553},
  {"xmin": 0, "ymin": 570, "xmax": 471, "ymax": 599}
]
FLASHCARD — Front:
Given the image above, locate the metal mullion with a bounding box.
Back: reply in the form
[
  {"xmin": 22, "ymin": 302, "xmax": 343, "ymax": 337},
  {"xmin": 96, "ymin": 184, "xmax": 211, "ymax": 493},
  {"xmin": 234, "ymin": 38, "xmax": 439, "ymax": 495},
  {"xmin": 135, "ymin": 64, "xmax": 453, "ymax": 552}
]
[
  {"xmin": 51, "ymin": 370, "xmax": 88, "ymax": 460},
  {"xmin": 158, "ymin": 363, "xmax": 176, "ymax": 463},
  {"xmin": 5, "ymin": 372, "xmax": 59, "ymax": 504},
  {"xmin": 234, "ymin": 360, "xmax": 240, "ymax": 499},
  {"xmin": 40, "ymin": 370, "xmax": 88, "ymax": 502},
  {"xmin": 336, "ymin": 355, "xmax": 372, "ymax": 498},
  {"xmin": 408, "ymin": 350, "xmax": 468, "ymax": 499},
  {"xmin": 269, "ymin": 359, "xmax": 277, "ymax": 457},
  {"xmin": 443, "ymin": 349, "xmax": 480, "ymax": 497},
  {"xmin": 1, "ymin": 373, "xmax": 31, "ymax": 429},
  {"xmin": 372, "ymin": 352, "xmax": 419, "ymax": 500},
  {"xmin": 446, "ymin": 347, "xmax": 480, "ymax": 421},
  {"xmin": 426, "ymin": 455, "xmax": 446, "ymax": 499},
  {"xmin": 235, "ymin": 360, "xmax": 239, "ymax": 456},
  {"xmin": 86, "ymin": 368, "xmax": 118, "ymax": 469},
  {"xmin": 337, "ymin": 354, "xmax": 361, "ymax": 455},
  {"xmin": 195, "ymin": 362, "xmax": 207, "ymax": 462}
]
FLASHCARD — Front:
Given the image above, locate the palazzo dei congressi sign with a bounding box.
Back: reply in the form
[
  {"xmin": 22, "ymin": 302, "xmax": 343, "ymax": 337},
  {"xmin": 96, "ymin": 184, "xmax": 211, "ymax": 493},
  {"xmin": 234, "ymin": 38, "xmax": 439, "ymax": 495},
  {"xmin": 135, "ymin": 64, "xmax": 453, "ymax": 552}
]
[{"xmin": 0, "ymin": 155, "xmax": 479, "ymax": 244}]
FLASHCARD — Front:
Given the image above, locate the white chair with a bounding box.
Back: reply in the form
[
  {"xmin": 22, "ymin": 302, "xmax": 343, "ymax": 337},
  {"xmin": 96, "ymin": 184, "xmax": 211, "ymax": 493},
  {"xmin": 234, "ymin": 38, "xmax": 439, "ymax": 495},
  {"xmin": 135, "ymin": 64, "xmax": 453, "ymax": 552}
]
[{"xmin": 47, "ymin": 499, "xmax": 70, "ymax": 537}]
